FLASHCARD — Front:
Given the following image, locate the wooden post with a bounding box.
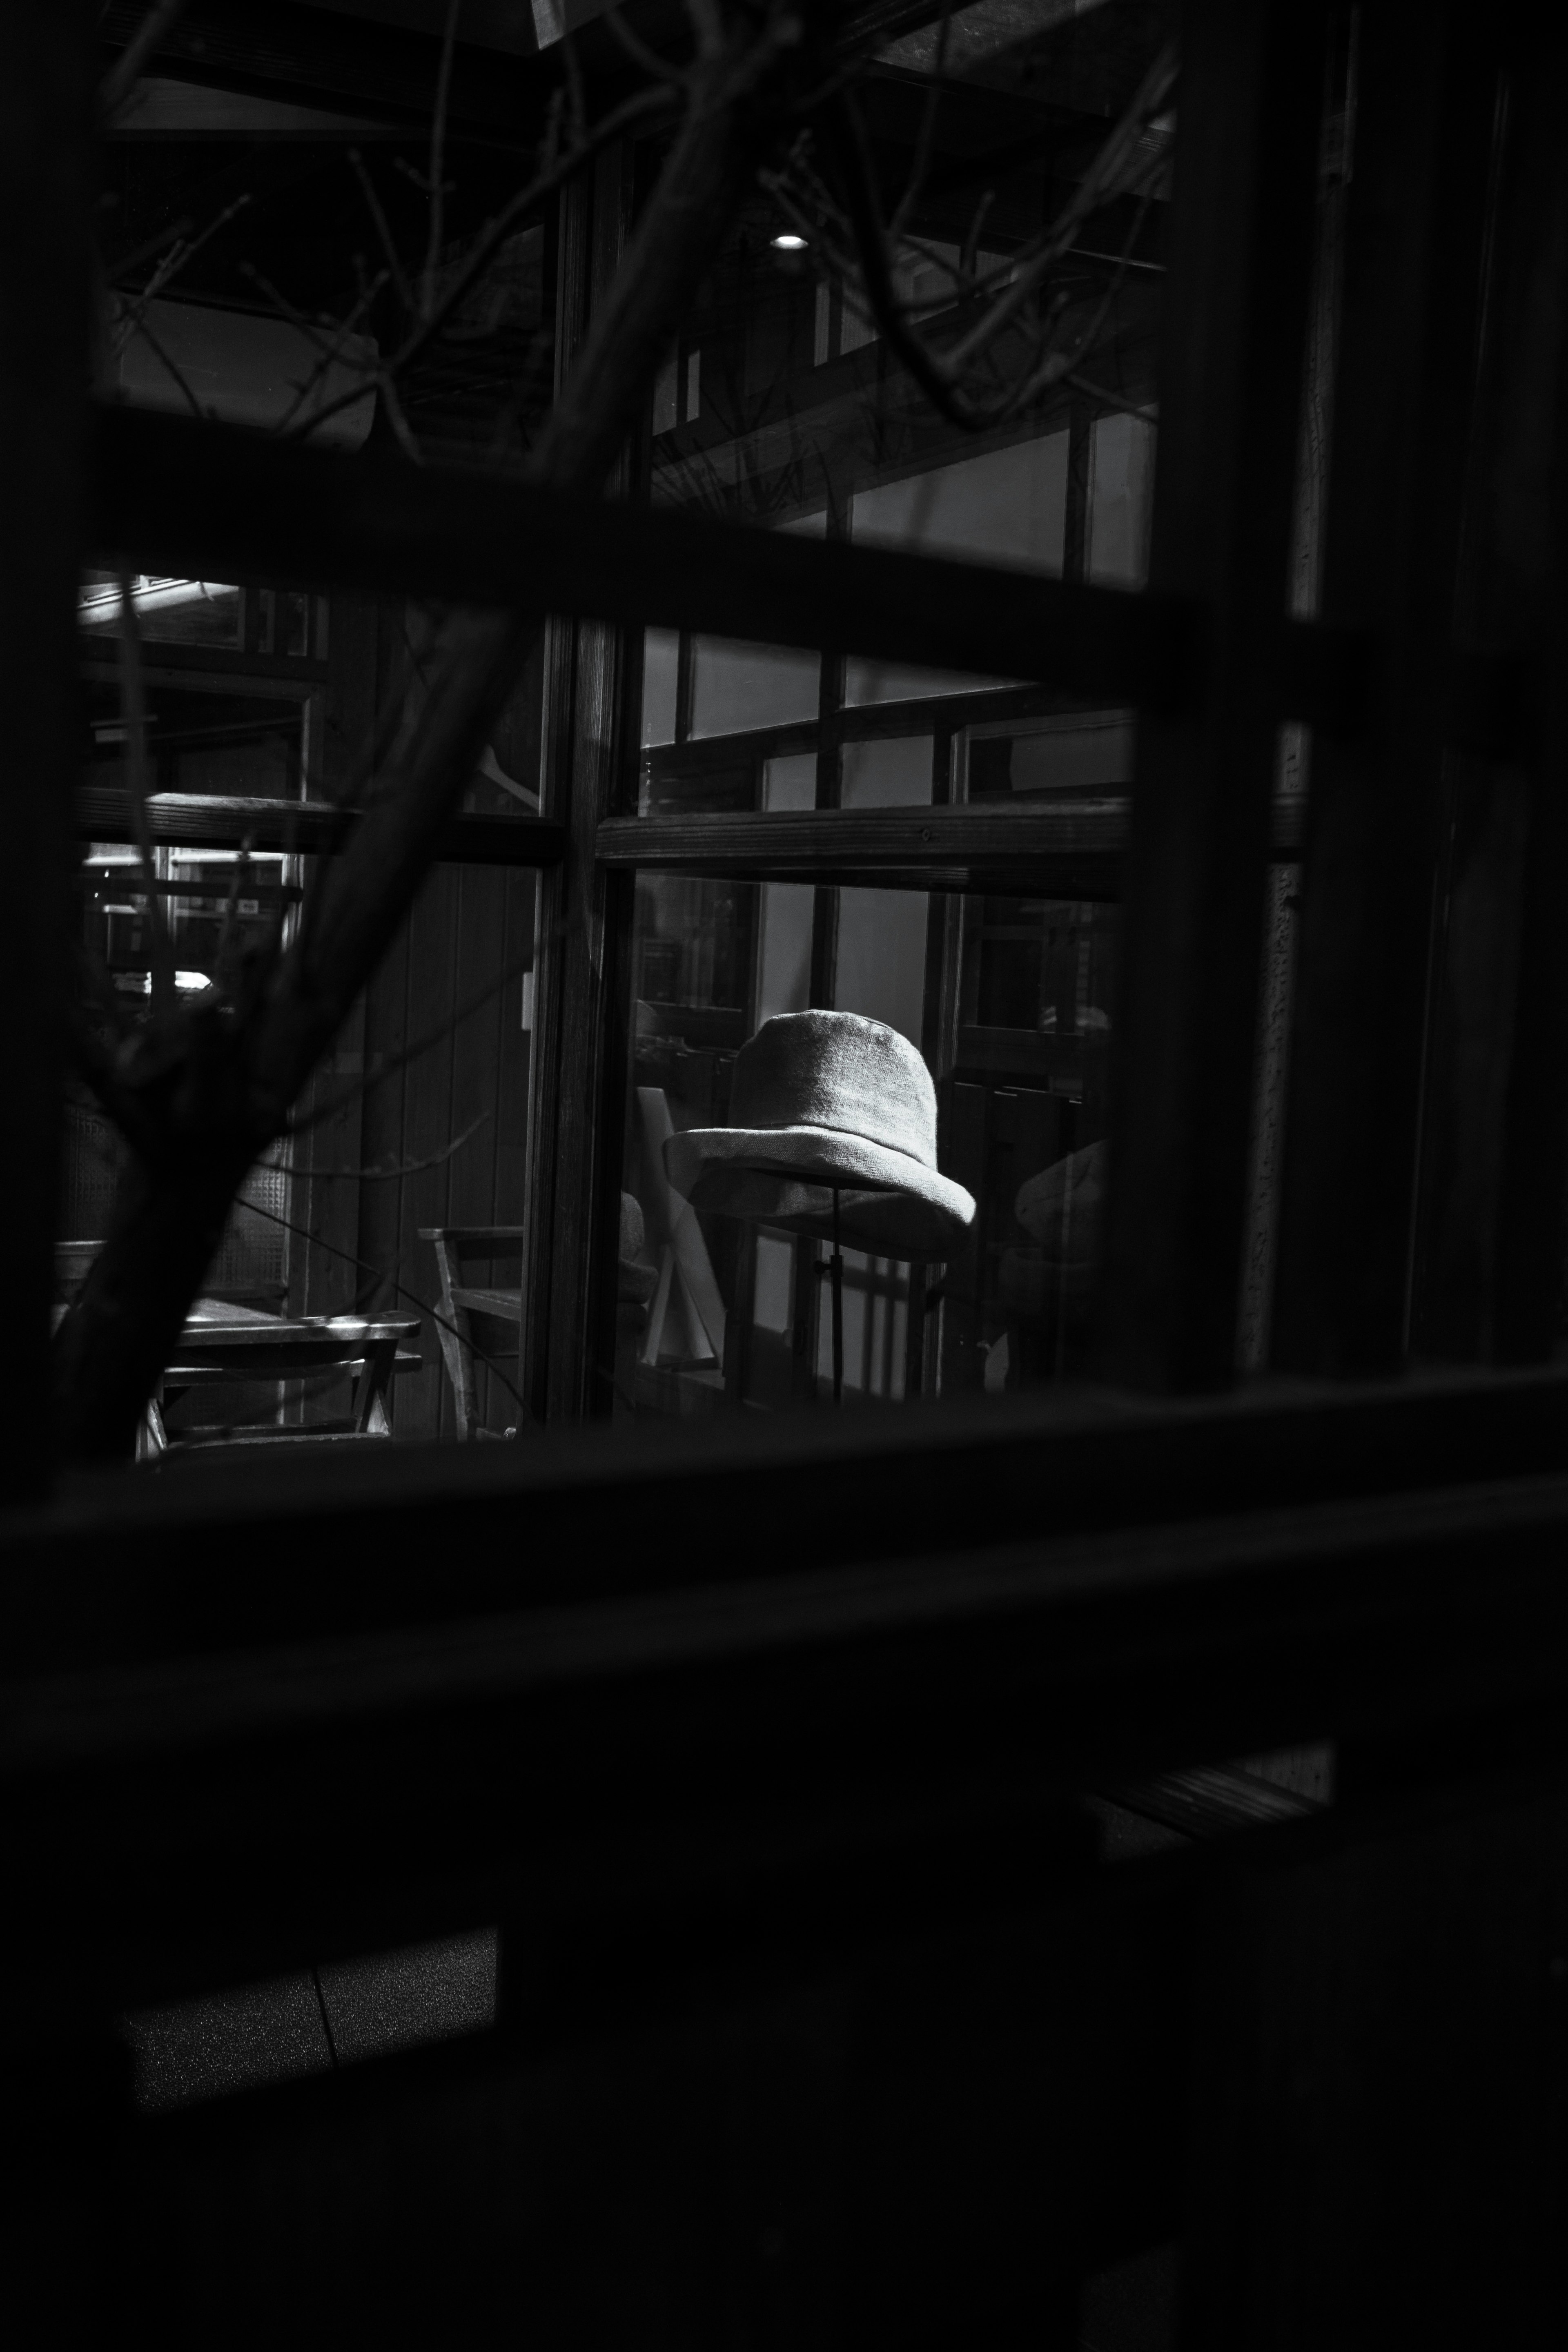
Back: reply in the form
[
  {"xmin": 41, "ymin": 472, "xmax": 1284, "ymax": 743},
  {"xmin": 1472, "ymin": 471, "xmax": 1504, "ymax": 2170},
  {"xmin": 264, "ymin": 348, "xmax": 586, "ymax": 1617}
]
[
  {"xmin": 1271, "ymin": 0, "xmax": 1503, "ymax": 1375},
  {"xmin": 1096, "ymin": 0, "xmax": 1330, "ymax": 1392},
  {"xmin": 0, "ymin": 2, "xmax": 93, "ymax": 1498}
]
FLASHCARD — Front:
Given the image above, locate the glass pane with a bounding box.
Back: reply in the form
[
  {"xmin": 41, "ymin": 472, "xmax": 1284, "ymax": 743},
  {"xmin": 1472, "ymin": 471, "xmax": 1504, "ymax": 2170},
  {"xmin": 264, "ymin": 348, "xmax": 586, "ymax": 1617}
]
[
  {"xmin": 615, "ymin": 871, "xmax": 1119, "ymax": 1422},
  {"xmin": 80, "ymin": 572, "xmax": 242, "ymax": 652},
  {"xmin": 690, "ymin": 637, "xmax": 820, "ymax": 737},
  {"xmin": 959, "ymin": 712, "xmax": 1136, "ymax": 800},
  {"xmin": 1087, "ymin": 414, "xmax": 1156, "ymax": 587},
  {"xmin": 841, "ymin": 736, "xmax": 933, "ymax": 806},
  {"xmin": 83, "ymin": 674, "xmax": 305, "ymax": 799}
]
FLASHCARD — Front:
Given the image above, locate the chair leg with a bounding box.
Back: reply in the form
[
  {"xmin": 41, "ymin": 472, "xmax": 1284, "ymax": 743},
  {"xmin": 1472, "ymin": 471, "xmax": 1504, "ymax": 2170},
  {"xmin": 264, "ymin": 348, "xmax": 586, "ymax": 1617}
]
[
  {"xmin": 428, "ymin": 1235, "xmax": 479, "ymax": 1440},
  {"xmin": 352, "ymin": 1339, "xmax": 397, "ymax": 1436}
]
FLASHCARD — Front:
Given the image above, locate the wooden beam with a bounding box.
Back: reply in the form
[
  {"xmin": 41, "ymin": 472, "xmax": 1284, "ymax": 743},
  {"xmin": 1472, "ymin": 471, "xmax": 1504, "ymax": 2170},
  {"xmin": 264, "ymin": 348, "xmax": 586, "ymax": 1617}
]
[
  {"xmin": 88, "ymin": 402, "xmax": 1197, "ymax": 705},
  {"xmin": 74, "ymin": 786, "xmax": 567, "ymax": 867},
  {"xmin": 13, "ymin": 1390, "xmax": 1568, "ymax": 1997},
  {"xmin": 597, "ymin": 795, "xmax": 1309, "ymax": 898}
]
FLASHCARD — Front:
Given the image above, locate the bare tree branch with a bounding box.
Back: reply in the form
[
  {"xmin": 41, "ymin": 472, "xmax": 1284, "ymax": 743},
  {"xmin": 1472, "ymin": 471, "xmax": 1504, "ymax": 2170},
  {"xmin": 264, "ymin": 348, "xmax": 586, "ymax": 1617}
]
[
  {"xmin": 421, "ymin": 0, "xmax": 464, "ymax": 322},
  {"xmin": 308, "ymin": 1110, "xmax": 490, "ymax": 1181}
]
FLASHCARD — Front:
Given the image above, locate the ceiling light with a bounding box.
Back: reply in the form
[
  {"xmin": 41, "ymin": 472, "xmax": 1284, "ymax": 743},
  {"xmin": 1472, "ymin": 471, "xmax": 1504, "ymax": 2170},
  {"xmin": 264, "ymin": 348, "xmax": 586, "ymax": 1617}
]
[{"xmin": 771, "ymin": 232, "xmax": 808, "ymax": 251}]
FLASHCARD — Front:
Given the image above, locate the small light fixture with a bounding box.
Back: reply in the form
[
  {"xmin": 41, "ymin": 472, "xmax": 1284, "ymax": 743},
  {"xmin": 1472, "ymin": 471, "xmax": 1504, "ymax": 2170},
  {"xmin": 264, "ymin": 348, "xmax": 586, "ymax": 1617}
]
[{"xmin": 771, "ymin": 232, "xmax": 808, "ymax": 252}]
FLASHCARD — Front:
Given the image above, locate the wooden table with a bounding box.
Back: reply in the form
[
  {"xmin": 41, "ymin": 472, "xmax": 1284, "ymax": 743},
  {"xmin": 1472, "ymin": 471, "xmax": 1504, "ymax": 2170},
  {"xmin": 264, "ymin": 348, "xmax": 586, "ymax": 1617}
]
[{"xmin": 146, "ymin": 1299, "xmax": 423, "ymax": 1455}]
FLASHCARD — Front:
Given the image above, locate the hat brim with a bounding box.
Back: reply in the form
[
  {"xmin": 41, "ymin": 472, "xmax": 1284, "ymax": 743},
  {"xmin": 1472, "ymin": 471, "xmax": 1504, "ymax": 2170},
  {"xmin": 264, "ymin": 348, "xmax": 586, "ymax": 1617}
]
[{"xmin": 665, "ymin": 1125, "xmax": 975, "ymax": 1258}]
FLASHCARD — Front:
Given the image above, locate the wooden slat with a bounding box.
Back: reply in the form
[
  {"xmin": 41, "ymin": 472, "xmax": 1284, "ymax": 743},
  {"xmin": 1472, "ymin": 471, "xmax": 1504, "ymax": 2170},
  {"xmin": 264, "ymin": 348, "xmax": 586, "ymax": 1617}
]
[
  {"xmin": 74, "ymin": 785, "xmax": 566, "ymax": 867},
  {"xmin": 598, "ymin": 796, "xmax": 1309, "ymax": 897},
  {"xmin": 1096, "ymin": 0, "xmax": 1333, "ymax": 1391},
  {"xmin": 1273, "ymin": 0, "xmax": 1504, "ymax": 1374}
]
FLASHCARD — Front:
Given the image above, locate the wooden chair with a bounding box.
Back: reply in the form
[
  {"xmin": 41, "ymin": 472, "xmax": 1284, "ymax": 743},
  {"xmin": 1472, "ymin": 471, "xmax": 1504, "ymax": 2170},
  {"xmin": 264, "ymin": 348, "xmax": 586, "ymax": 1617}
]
[{"xmin": 420, "ymin": 1226, "xmax": 524, "ymax": 1440}]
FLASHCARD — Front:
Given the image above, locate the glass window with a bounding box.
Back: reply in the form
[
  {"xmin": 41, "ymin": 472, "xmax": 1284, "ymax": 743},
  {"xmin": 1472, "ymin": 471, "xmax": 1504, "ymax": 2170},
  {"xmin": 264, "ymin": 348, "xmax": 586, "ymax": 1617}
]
[
  {"xmin": 614, "ymin": 0, "xmax": 1163, "ymax": 1426},
  {"xmin": 617, "ymin": 868, "xmax": 1120, "ymax": 1419}
]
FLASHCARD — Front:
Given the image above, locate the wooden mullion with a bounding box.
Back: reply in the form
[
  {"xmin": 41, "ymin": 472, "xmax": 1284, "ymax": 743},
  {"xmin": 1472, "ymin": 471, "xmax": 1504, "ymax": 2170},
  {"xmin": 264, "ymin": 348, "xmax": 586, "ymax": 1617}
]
[
  {"xmin": 1424, "ymin": 25, "xmax": 1568, "ymax": 1365},
  {"xmin": 1063, "ymin": 391, "xmax": 1092, "ymax": 586},
  {"xmin": 73, "ymin": 788, "xmax": 567, "ymax": 866},
  {"xmin": 2, "ymin": 2, "xmax": 93, "ymax": 1497},
  {"xmin": 1097, "ymin": 0, "xmax": 1333, "ymax": 1392},
  {"xmin": 1273, "ymin": 0, "xmax": 1505, "ymax": 1375},
  {"xmin": 673, "ymin": 627, "xmax": 695, "ymax": 747},
  {"xmin": 522, "ymin": 147, "xmax": 636, "ymax": 1425},
  {"xmin": 808, "ymin": 884, "xmax": 840, "ymax": 1010},
  {"xmin": 596, "ymin": 797, "xmax": 1307, "ymax": 900}
]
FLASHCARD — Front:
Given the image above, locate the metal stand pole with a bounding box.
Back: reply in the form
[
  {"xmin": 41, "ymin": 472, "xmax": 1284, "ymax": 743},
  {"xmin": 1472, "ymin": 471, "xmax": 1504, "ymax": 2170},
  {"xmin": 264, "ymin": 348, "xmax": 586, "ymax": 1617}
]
[{"xmin": 831, "ymin": 1184, "xmax": 844, "ymax": 1405}]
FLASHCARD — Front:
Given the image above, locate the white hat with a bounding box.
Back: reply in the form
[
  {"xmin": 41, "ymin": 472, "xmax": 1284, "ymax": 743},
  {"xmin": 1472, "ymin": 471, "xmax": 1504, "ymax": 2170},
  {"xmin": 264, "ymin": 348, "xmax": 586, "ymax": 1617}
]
[{"xmin": 663, "ymin": 1011, "xmax": 975, "ymax": 1258}]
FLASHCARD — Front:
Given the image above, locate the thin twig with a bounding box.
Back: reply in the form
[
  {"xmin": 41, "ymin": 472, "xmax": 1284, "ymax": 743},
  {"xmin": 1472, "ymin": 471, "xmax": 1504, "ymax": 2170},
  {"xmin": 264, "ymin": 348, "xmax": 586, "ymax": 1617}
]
[
  {"xmin": 308, "ymin": 1109, "xmax": 490, "ymax": 1181},
  {"xmin": 421, "ymin": 0, "xmax": 463, "ymax": 320},
  {"xmin": 285, "ymin": 946, "xmax": 536, "ymax": 1136},
  {"xmin": 889, "ymin": 0, "xmax": 952, "ymax": 239},
  {"xmin": 102, "ymin": 216, "xmax": 193, "ymax": 287},
  {"xmin": 101, "ymin": 0, "xmax": 192, "ymax": 118},
  {"xmin": 348, "ymin": 148, "xmax": 415, "ymax": 316},
  {"xmin": 273, "ymin": 269, "xmax": 387, "ymax": 437},
  {"xmin": 601, "ymin": 4, "xmax": 689, "ymax": 87},
  {"xmin": 230, "ymin": 1190, "xmax": 530, "ymax": 1419},
  {"xmin": 293, "ymin": 80, "xmax": 680, "ymax": 445},
  {"xmin": 117, "ymin": 308, "xmax": 207, "ymax": 417},
  {"xmin": 112, "ymin": 194, "xmax": 253, "ymax": 352}
]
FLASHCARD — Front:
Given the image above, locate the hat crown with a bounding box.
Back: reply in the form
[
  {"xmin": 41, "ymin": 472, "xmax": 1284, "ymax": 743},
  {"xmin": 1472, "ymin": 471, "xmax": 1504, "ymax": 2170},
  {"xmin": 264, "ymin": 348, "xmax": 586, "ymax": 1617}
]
[{"xmin": 730, "ymin": 1011, "xmax": 937, "ymax": 1172}]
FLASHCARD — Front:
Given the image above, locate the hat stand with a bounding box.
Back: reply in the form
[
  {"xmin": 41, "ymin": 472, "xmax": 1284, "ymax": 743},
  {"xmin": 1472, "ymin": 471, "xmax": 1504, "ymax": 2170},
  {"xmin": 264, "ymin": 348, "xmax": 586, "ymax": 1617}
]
[{"xmin": 829, "ymin": 1184, "xmax": 844, "ymax": 1406}]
